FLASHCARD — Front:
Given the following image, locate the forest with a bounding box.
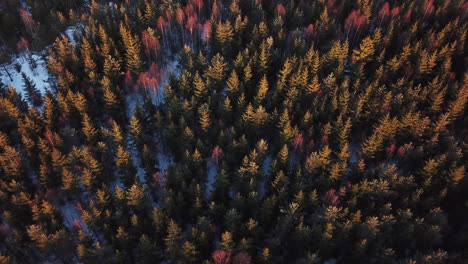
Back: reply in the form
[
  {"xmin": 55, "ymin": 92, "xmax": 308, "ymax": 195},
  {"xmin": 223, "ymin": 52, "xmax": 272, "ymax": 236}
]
[{"xmin": 0, "ymin": 0, "xmax": 467, "ymax": 263}]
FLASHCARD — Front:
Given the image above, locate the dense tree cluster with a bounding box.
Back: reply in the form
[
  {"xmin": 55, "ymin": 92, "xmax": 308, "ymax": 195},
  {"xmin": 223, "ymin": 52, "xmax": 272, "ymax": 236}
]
[{"xmin": 0, "ymin": 0, "xmax": 467, "ymax": 263}]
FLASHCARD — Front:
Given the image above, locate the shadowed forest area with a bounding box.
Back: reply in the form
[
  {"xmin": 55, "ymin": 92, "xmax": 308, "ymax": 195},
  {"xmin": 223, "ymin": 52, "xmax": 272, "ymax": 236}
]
[{"xmin": 0, "ymin": 0, "xmax": 467, "ymax": 263}]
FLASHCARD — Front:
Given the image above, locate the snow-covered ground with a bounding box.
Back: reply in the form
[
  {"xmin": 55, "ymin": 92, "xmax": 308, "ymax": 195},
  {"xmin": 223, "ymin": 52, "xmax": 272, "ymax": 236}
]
[
  {"xmin": 204, "ymin": 160, "xmax": 218, "ymax": 198},
  {"xmin": 59, "ymin": 202, "xmax": 88, "ymax": 231},
  {"xmin": 349, "ymin": 143, "xmax": 360, "ymax": 164},
  {"xmin": 64, "ymin": 24, "xmax": 83, "ymax": 45},
  {"xmin": 0, "ymin": 53, "xmax": 49, "ymax": 96},
  {"xmin": 259, "ymin": 156, "xmax": 273, "ymax": 199},
  {"xmin": 0, "ymin": 24, "xmax": 82, "ymax": 99},
  {"xmin": 125, "ymin": 57, "xmax": 180, "ymax": 116},
  {"xmin": 157, "ymin": 148, "xmax": 173, "ymax": 171}
]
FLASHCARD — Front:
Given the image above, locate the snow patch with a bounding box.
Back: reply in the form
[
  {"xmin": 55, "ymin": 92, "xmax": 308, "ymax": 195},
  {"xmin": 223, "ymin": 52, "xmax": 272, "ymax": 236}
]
[
  {"xmin": 58, "ymin": 202, "xmax": 95, "ymax": 240},
  {"xmin": 205, "ymin": 160, "xmax": 218, "ymax": 198},
  {"xmin": 125, "ymin": 93, "xmax": 144, "ymax": 117},
  {"xmin": 262, "ymin": 156, "xmax": 273, "ymax": 176},
  {"xmin": 349, "ymin": 143, "xmax": 360, "ymax": 164},
  {"xmin": 157, "ymin": 149, "xmax": 173, "ymax": 171},
  {"xmin": 259, "ymin": 156, "xmax": 273, "ymax": 199},
  {"xmin": 0, "ymin": 53, "xmax": 49, "ymax": 97},
  {"xmin": 63, "ymin": 23, "xmax": 85, "ymax": 45}
]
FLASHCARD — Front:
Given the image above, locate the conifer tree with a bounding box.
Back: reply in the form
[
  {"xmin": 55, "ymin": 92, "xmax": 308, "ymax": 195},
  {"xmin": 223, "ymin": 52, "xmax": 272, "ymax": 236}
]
[
  {"xmin": 221, "ymin": 231, "xmax": 234, "ymax": 253},
  {"xmin": 165, "ymin": 219, "xmax": 182, "ymax": 260},
  {"xmin": 198, "ymin": 103, "xmax": 211, "ymax": 132},
  {"xmin": 352, "ymin": 36, "xmax": 375, "ymax": 64},
  {"xmin": 110, "ymin": 121, "xmax": 125, "ymax": 147},
  {"xmin": 82, "ymin": 114, "xmax": 99, "ymax": 144},
  {"xmin": 21, "ymin": 73, "xmax": 42, "ymax": 107},
  {"xmin": 193, "ymin": 72, "xmax": 207, "ymax": 102},
  {"xmin": 206, "ymin": 54, "xmax": 226, "ymax": 88},
  {"xmin": 216, "ymin": 21, "xmax": 234, "ymax": 48},
  {"xmin": 129, "ymin": 114, "xmax": 143, "ymax": 148},
  {"xmin": 62, "ymin": 167, "xmax": 80, "ymax": 195},
  {"xmin": 127, "ymin": 181, "xmax": 146, "ymax": 209},
  {"xmin": 102, "ymin": 76, "xmax": 119, "ymax": 116},
  {"xmin": 116, "ymin": 146, "xmax": 137, "ymax": 187},
  {"xmin": 227, "ymin": 70, "xmax": 240, "ymax": 97},
  {"xmin": 181, "ymin": 241, "xmax": 198, "ymax": 263},
  {"xmin": 81, "ymin": 37, "xmax": 97, "ymax": 81},
  {"xmin": 120, "ymin": 23, "xmax": 142, "ymax": 74},
  {"xmin": 255, "ymin": 75, "xmax": 269, "ymax": 104},
  {"xmin": 418, "ymin": 50, "xmax": 437, "ymax": 75},
  {"xmin": 307, "ymin": 75, "xmax": 320, "ymax": 94}
]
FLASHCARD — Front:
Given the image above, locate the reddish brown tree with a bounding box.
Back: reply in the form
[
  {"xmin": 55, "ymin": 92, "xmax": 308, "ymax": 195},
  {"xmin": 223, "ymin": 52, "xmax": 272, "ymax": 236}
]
[
  {"xmin": 193, "ymin": 0, "xmax": 204, "ymax": 14},
  {"xmin": 292, "ymin": 132, "xmax": 304, "ymax": 153},
  {"xmin": 322, "ymin": 189, "xmax": 339, "ymax": 206},
  {"xmin": 211, "ymin": 146, "xmax": 223, "ymax": 164},
  {"xmin": 202, "ymin": 21, "xmax": 212, "ymax": 43},
  {"xmin": 142, "ymin": 29, "xmax": 160, "ymax": 59},
  {"xmin": 276, "ymin": 4, "xmax": 286, "ymax": 16},
  {"xmin": 176, "ymin": 8, "xmax": 185, "ymax": 26},
  {"xmin": 232, "ymin": 252, "xmax": 252, "ymax": 264},
  {"xmin": 305, "ymin": 24, "xmax": 314, "ymax": 39},
  {"xmin": 157, "ymin": 16, "xmax": 168, "ymax": 36},
  {"xmin": 20, "ymin": 9, "xmax": 37, "ymax": 38},
  {"xmin": 212, "ymin": 250, "xmax": 231, "ymax": 264}
]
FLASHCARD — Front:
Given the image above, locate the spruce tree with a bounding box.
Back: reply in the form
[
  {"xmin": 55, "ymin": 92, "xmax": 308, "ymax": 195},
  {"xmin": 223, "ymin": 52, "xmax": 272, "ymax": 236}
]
[
  {"xmin": 21, "ymin": 72, "xmax": 42, "ymax": 107},
  {"xmin": 120, "ymin": 23, "xmax": 142, "ymax": 74},
  {"xmin": 116, "ymin": 146, "xmax": 137, "ymax": 187}
]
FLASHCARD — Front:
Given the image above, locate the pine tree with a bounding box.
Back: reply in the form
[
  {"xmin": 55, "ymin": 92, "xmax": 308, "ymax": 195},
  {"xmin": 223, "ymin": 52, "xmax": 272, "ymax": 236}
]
[
  {"xmin": 227, "ymin": 70, "xmax": 240, "ymax": 96},
  {"xmin": 258, "ymin": 38, "xmax": 272, "ymax": 74},
  {"xmin": 43, "ymin": 94, "xmax": 58, "ymax": 129},
  {"xmin": 206, "ymin": 53, "xmax": 226, "ymax": 88},
  {"xmin": 182, "ymin": 241, "xmax": 198, "ymax": 263},
  {"xmin": 447, "ymin": 85, "xmax": 468, "ymax": 121},
  {"xmin": 21, "ymin": 73, "xmax": 42, "ymax": 107},
  {"xmin": 278, "ymin": 144, "xmax": 289, "ymax": 166},
  {"xmin": 272, "ymin": 170, "xmax": 287, "ymax": 197},
  {"xmin": 165, "ymin": 219, "xmax": 182, "ymax": 259},
  {"xmin": 74, "ymin": 92, "xmax": 88, "ymax": 115},
  {"xmin": 193, "ymin": 72, "xmax": 207, "ymax": 102},
  {"xmin": 277, "ymin": 58, "xmax": 293, "ymax": 91},
  {"xmin": 278, "ymin": 109, "xmax": 295, "ymax": 144},
  {"xmin": 244, "ymin": 63, "xmax": 253, "ymax": 84},
  {"xmin": 449, "ymin": 166, "xmax": 465, "ymax": 185},
  {"xmin": 82, "ymin": 114, "xmax": 99, "ymax": 144},
  {"xmin": 242, "ymin": 103, "xmax": 255, "ymax": 125},
  {"xmin": 81, "ymin": 37, "xmax": 97, "ymax": 81},
  {"xmin": 418, "ymin": 50, "xmax": 437, "ymax": 75},
  {"xmin": 143, "ymin": 2, "xmax": 155, "ymax": 26},
  {"xmin": 82, "ymin": 149, "xmax": 103, "ymax": 191},
  {"xmin": 127, "ymin": 181, "xmax": 145, "ymax": 209},
  {"xmin": 102, "ymin": 76, "xmax": 119, "ymax": 115},
  {"xmin": 111, "ymin": 121, "xmax": 125, "ymax": 147},
  {"xmin": 62, "ymin": 167, "xmax": 79, "ymax": 195},
  {"xmin": 221, "ymin": 231, "xmax": 234, "ymax": 252},
  {"xmin": 116, "ymin": 146, "xmax": 137, "ymax": 187},
  {"xmin": 307, "ymin": 75, "xmax": 320, "ymax": 94},
  {"xmin": 255, "ymin": 75, "xmax": 269, "ymax": 104},
  {"xmin": 137, "ymin": 235, "xmax": 158, "ymax": 263},
  {"xmin": 216, "ymin": 21, "xmax": 234, "ymax": 47},
  {"xmin": 352, "ymin": 36, "xmax": 375, "ymax": 64},
  {"xmin": 120, "ymin": 23, "xmax": 142, "ymax": 74},
  {"xmin": 0, "ymin": 145, "xmax": 23, "ymax": 179},
  {"xmin": 129, "ymin": 114, "xmax": 143, "ymax": 148},
  {"xmin": 103, "ymin": 55, "xmax": 122, "ymax": 79},
  {"xmin": 198, "ymin": 103, "xmax": 211, "ymax": 132}
]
